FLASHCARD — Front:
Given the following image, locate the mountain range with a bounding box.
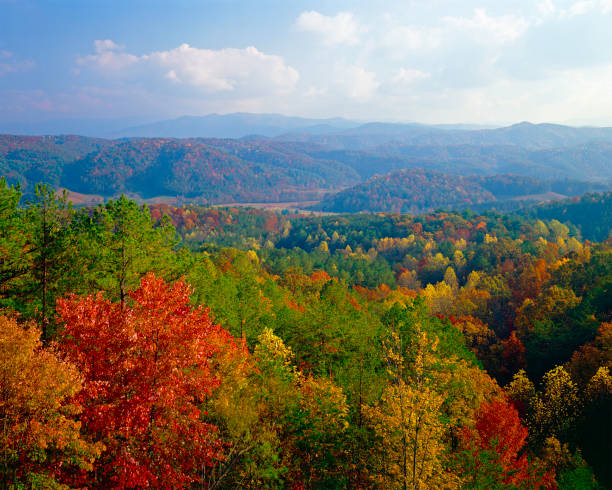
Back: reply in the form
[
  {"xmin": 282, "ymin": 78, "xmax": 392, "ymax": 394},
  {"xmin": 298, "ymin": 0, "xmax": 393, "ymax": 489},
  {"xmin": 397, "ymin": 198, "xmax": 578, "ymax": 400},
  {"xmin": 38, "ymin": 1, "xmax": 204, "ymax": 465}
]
[{"xmin": 2, "ymin": 114, "xmax": 612, "ymax": 211}]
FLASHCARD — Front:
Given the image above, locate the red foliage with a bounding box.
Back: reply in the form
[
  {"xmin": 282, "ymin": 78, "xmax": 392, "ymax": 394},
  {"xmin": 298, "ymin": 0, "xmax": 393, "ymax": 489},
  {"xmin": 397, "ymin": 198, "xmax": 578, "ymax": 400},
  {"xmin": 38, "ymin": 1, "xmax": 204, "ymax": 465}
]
[
  {"xmin": 310, "ymin": 270, "xmax": 332, "ymax": 283},
  {"xmin": 287, "ymin": 299, "xmax": 306, "ymax": 313},
  {"xmin": 57, "ymin": 274, "xmax": 238, "ymax": 488},
  {"xmin": 460, "ymin": 398, "xmax": 555, "ymax": 488}
]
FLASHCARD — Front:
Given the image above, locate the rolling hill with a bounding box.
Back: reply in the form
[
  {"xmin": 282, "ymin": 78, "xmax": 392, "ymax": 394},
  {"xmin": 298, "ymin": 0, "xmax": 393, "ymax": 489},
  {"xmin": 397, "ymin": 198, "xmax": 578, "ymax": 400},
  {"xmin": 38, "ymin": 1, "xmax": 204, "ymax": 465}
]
[
  {"xmin": 2, "ymin": 126, "xmax": 612, "ymax": 206},
  {"xmin": 311, "ymin": 168, "xmax": 611, "ymax": 214},
  {"xmin": 1, "ymin": 135, "xmax": 360, "ymax": 203},
  {"xmin": 520, "ymin": 192, "xmax": 612, "ymax": 242}
]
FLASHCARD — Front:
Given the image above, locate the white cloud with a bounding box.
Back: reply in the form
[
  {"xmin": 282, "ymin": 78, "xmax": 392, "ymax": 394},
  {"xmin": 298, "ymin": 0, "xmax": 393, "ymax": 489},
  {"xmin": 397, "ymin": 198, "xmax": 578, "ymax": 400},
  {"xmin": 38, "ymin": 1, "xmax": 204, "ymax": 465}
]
[
  {"xmin": 443, "ymin": 8, "xmax": 529, "ymax": 44},
  {"xmin": 304, "ymin": 86, "xmax": 327, "ymax": 97},
  {"xmin": 94, "ymin": 39, "xmax": 122, "ymax": 53},
  {"xmin": 381, "ymin": 25, "xmax": 443, "ymax": 52},
  {"xmin": 78, "ymin": 41, "xmax": 299, "ymax": 95},
  {"xmin": 391, "ymin": 68, "xmax": 430, "ymax": 85},
  {"xmin": 296, "ymin": 11, "xmax": 361, "ymax": 45},
  {"xmin": 337, "ymin": 65, "xmax": 379, "ymax": 99},
  {"xmin": 538, "ymin": 0, "xmax": 557, "ymax": 16},
  {"xmin": 146, "ymin": 44, "xmax": 299, "ymax": 93},
  {"xmin": 560, "ymin": 0, "xmax": 612, "ymax": 17},
  {"xmin": 78, "ymin": 39, "xmax": 139, "ymax": 71},
  {"xmin": 0, "ymin": 50, "xmax": 34, "ymax": 75}
]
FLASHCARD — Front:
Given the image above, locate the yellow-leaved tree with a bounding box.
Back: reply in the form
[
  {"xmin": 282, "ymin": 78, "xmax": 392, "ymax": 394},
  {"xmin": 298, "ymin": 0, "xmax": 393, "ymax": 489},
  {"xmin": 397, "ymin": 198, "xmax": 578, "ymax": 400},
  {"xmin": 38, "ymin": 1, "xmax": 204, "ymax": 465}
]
[
  {"xmin": 365, "ymin": 327, "xmax": 458, "ymax": 489},
  {"xmin": 0, "ymin": 315, "xmax": 102, "ymax": 488}
]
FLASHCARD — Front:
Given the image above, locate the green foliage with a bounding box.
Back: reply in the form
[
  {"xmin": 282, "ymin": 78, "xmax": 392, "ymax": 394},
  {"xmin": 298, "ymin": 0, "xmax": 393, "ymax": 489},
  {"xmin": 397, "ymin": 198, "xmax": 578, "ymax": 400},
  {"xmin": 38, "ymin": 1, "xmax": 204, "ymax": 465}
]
[
  {"xmin": 522, "ymin": 192, "xmax": 612, "ymax": 242},
  {"xmin": 0, "ymin": 186, "xmax": 611, "ymax": 488},
  {"xmin": 76, "ymin": 196, "xmax": 186, "ymax": 304},
  {"xmin": 0, "ymin": 178, "xmax": 25, "ymax": 302}
]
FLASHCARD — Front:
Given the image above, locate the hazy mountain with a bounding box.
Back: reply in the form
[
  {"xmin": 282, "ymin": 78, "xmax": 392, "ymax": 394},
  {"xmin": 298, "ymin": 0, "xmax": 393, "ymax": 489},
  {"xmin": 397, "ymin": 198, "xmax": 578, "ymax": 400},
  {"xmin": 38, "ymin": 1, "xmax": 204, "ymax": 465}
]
[
  {"xmin": 114, "ymin": 113, "xmax": 361, "ymax": 138},
  {"xmin": 0, "ymin": 117, "xmax": 156, "ymax": 138},
  {"xmin": 282, "ymin": 122, "xmax": 612, "ymax": 150},
  {"xmin": 5, "ymin": 114, "xmax": 612, "ymax": 153}
]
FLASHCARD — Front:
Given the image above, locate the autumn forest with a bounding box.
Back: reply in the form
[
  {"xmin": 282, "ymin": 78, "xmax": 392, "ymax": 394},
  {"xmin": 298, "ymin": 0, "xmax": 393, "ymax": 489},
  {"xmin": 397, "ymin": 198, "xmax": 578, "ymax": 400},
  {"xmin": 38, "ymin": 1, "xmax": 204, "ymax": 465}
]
[
  {"xmin": 4, "ymin": 0, "xmax": 612, "ymax": 487},
  {"xmin": 1, "ymin": 177, "xmax": 611, "ymax": 489}
]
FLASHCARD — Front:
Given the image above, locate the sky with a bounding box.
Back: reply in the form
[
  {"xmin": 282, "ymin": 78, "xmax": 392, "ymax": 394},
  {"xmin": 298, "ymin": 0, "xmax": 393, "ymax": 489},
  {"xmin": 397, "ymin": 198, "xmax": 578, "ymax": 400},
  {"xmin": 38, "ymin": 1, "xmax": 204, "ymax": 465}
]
[{"xmin": 2, "ymin": 0, "xmax": 612, "ymax": 126}]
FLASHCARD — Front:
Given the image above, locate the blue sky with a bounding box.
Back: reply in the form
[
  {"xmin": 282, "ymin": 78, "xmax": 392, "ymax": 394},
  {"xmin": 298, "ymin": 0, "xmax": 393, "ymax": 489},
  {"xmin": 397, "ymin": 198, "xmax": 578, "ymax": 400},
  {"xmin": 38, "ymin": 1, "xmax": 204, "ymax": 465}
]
[{"xmin": 2, "ymin": 0, "xmax": 612, "ymax": 125}]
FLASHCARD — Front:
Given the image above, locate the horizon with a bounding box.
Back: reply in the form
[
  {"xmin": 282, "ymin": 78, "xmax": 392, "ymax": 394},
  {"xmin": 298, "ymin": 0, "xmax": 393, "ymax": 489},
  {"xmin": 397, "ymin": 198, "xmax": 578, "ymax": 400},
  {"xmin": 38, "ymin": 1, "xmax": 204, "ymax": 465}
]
[{"xmin": 3, "ymin": 111, "xmax": 612, "ymax": 139}]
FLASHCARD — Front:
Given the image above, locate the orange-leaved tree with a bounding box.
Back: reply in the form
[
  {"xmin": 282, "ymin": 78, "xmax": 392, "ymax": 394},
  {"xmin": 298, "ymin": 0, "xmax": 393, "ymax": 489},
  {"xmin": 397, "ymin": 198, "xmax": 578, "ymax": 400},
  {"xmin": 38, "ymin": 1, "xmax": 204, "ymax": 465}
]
[
  {"xmin": 456, "ymin": 398, "xmax": 554, "ymax": 489},
  {"xmin": 0, "ymin": 315, "xmax": 102, "ymax": 488},
  {"xmin": 57, "ymin": 273, "xmax": 241, "ymax": 488}
]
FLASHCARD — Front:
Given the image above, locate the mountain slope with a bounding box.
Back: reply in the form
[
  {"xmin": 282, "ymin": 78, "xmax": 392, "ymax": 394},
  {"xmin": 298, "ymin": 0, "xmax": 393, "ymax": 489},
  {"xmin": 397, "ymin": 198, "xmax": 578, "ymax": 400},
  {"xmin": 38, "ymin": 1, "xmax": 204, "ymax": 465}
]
[
  {"xmin": 0, "ymin": 135, "xmax": 363, "ymax": 202},
  {"xmin": 2, "ymin": 133, "xmax": 612, "ymax": 205},
  {"xmin": 304, "ymin": 142, "xmax": 612, "ymax": 182},
  {"xmin": 521, "ymin": 192, "xmax": 612, "ymax": 241},
  {"xmin": 312, "ymin": 169, "xmax": 611, "ymax": 214},
  {"xmin": 0, "ymin": 134, "xmax": 111, "ymax": 191}
]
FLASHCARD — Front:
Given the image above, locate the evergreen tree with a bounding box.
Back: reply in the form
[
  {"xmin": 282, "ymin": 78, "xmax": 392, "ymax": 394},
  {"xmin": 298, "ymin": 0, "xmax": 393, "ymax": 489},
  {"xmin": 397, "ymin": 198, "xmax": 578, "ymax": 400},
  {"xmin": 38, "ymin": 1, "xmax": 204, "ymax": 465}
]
[
  {"xmin": 20, "ymin": 184, "xmax": 74, "ymax": 338},
  {"xmin": 79, "ymin": 196, "xmax": 186, "ymax": 305}
]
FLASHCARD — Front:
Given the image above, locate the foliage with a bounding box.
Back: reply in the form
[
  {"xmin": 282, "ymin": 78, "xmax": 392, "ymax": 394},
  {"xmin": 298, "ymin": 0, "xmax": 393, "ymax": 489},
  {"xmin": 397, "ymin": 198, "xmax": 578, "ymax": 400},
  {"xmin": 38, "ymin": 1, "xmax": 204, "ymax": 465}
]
[
  {"xmin": 57, "ymin": 274, "xmax": 236, "ymax": 488},
  {"xmin": 455, "ymin": 398, "xmax": 554, "ymax": 489},
  {"xmin": 0, "ymin": 315, "xmax": 102, "ymax": 488},
  {"xmin": 0, "ymin": 186, "xmax": 610, "ymax": 488}
]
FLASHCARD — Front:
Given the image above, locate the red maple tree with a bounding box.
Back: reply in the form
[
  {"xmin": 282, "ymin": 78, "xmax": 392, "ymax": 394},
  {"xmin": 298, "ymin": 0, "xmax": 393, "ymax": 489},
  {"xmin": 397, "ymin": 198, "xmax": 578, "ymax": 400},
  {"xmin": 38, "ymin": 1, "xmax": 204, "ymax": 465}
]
[
  {"xmin": 57, "ymin": 273, "xmax": 239, "ymax": 488},
  {"xmin": 458, "ymin": 398, "xmax": 555, "ymax": 488}
]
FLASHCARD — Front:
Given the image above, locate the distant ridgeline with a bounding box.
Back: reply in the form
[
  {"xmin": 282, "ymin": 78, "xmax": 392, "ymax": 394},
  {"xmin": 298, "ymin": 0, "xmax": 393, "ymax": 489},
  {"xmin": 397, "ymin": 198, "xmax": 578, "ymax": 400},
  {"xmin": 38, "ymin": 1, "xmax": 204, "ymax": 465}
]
[{"xmin": 2, "ymin": 129, "xmax": 612, "ymax": 208}]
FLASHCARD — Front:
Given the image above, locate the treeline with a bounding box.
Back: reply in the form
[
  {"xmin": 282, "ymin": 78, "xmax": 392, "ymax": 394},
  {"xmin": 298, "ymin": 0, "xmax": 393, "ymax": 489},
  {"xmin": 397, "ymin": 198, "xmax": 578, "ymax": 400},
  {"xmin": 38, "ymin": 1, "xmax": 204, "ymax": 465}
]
[{"xmin": 1, "ymin": 180, "xmax": 610, "ymax": 488}]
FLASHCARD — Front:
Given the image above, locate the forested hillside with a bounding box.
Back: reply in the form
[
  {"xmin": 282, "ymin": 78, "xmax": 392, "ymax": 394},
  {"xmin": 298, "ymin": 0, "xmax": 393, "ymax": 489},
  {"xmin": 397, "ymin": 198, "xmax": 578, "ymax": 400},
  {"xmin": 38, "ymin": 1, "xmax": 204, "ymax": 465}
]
[
  {"xmin": 62, "ymin": 138, "xmax": 360, "ymax": 202},
  {"xmin": 1, "ymin": 136, "xmax": 360, "ymax": 202},
  {"xmin": 2, "ymin": 178, "xmax": 610, "ymax": 488},
  {"xmin": 2, "ymin": 133, "xmax": 612, "ymax": 208},
  {"xmin": 313, "ymin": 169, "xmax": 610, "ymax": 214},
  {"xmin": 522, "ymin": 192, "xmax": 612, "ymax": 242},
  {"xmin": 0, "ymin": 134, "xmax": 110, "ymax": 192},
  {"xmin": 323, "ymin": 142, "xmax": 612, "ymax": 181}
]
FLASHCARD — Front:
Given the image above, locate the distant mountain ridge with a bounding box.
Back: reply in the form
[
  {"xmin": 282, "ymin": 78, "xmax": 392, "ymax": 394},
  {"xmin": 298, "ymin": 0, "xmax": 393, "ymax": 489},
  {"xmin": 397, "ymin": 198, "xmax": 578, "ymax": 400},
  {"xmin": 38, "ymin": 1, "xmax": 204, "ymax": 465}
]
[
  {"xmin": 4, "ymin": 112, "xmax": 612, "ymax": 151},
  {"xmin": 283, "ymin": 121, "xmax": 612, "ymax": 150},
  {"xmin": 113, "ymin": 113, "xmax": 361, "ymax": 139}
]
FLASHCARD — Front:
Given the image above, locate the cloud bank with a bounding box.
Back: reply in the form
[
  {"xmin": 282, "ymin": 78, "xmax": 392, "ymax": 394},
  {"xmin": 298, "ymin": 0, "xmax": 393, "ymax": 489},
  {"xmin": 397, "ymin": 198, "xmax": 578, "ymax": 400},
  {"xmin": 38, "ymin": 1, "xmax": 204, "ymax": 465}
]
[{"xmin": 78, "ymin": 41, "xmax": 299, "ymax": 95}]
